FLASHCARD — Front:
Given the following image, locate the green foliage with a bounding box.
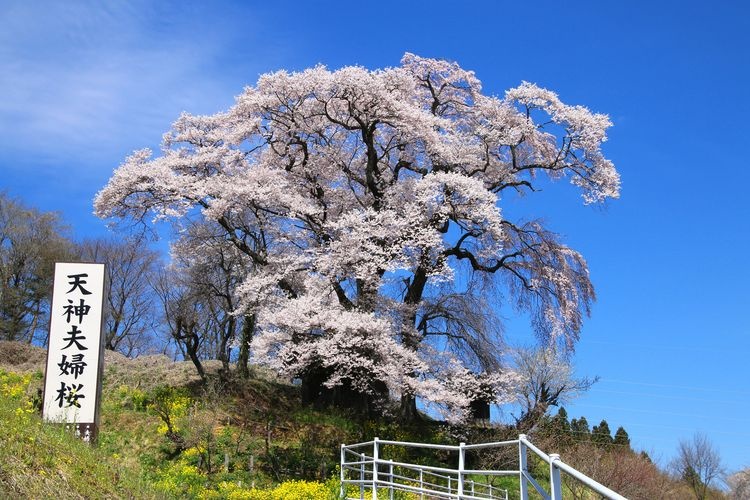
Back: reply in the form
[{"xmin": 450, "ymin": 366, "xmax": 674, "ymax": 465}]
[
  {"xmin": 0, "ymin": 369, "xmax": 37, "ymax": 399},
  {"xmin": 540, "ymin": 407, "xmax": 573, "ymax": 446},
  {"xmin": 591, "ymin": 419, "xmax": 613, "ymax": 446},
  {"xmin": 152, "ymin": 459, "xmax": 206, "ymax": 497},
  {"xmin": 0, "ymin": 369, "xmax": 158, "ymax": 498},
  {"xmin": 570, "ymin": 416, "xmax": 590, "ymax": 440},
  {"xmin": 555, "ymin": 407, "xmax": 570, "ymax": 431},
  {"xmin": 0, "ymin": 355, "xmax": 653, "ymax": 500},
  {"xmin": 114, "ymin": 384, "xmax": 149, "ymax": 411},
  {"xmin": 613, "ymin": 426, "xmax": 631, "ymax": 448},
  {"xmin": 538, "ymin": 411, "xmax": 635, "ymax": 456},
  {"xmin": 258, "ymin": 479, "xmax": 334, "ymax": 499},
  {"xmin": 148, "ymin": 386, "xmax": 192, "ymax": 437}
]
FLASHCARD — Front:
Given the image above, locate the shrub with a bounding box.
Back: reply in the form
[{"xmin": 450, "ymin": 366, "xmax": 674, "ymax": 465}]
[{"xmin": 148, "ymin": 386, "xmax": 191, "ymax": 436}]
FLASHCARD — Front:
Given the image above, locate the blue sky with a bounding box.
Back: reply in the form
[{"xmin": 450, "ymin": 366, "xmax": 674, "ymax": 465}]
[{"xmin": 2, "ymin": 0, "xmax": 749, "ymax": 474}]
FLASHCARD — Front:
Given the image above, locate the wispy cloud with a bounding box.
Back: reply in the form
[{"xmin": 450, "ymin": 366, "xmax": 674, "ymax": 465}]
[{"xmin": 0, "ymin": 0, "xmax": 261, "ymax": 169}]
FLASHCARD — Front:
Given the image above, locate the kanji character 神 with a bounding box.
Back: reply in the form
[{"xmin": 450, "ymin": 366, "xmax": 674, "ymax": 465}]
[{"xmin": 63, "ymin": 298, "xmax": 91, "ymax": 324}]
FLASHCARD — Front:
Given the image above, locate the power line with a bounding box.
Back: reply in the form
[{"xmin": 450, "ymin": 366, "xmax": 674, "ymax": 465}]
[
  {"xmin": 558, "ymin": 414, "xmax": 750, "ymax": 440},
  {"xmin": 599, "ymin": 378, "xmax": 750, "ymax": 397},
  {"xmin": 606, "ymin": 421, "xmax": 750, "ymax": 439},
  {"xmin": 571, "ymin": 403, "xmax": 750, "ymax": 423},
  {"xmin": 585, "ymin": 339, "xmax": 749, "ymax": 355},
  {"xmin": 588, "ymin": 388, "xmax": 749, "ymax": 406},
  {"xmin": 524, "ymin": 427, "xmax": 676, "ymax": 448}
]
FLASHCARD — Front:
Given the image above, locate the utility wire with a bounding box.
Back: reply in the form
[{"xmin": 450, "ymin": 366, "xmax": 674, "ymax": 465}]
[
  {"xmin": 599, "ymin": 378, "xmax": 750, "ymax": 397},
  {"xmin": 602, "ymin": 420, "xmax": 750, "ymax": 439},
  {"xmin": 570, "ymin": 403, "xmax": 750, "ymax": 423},
  {"xmin": 585, "ymin": 339, "xmax": 749, "ymax": 355},
  {"xmin": 588, "ymin": 388, "xmax": 748, "ymax": 406}
]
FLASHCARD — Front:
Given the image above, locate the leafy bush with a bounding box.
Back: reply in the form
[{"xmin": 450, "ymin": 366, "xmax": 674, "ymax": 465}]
[
  {"xmin": 153, "ymin": 471, "xmax": 335, "ymax": 499},
  {"xmin": 0, "ymin": 369, "xmax": 36, "ymax": 399},
  {"xmin": 148, "ymin": 385, "xmax": 192, "ymax": 436},
  {"xmin": 255, "ymin": 479, "xmax": 332, "ymax": 499},
  {"xmin": 114, "ymin": 384, "xmax": 150, "ymax": 411}
]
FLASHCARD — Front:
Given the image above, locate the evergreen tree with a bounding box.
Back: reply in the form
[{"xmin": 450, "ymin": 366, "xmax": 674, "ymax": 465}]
[
  {"xmin": 571, "ymin": 416, "xmax": 590, "ymax": 440},
  {"xmin": 614, "ymin": 426, "xmax": 631, "ymax": 448},
  {"xmin": 541, "ymin": 407, "xmax": 573, "ymax": 443},
  {"xmin": 592, "ymin": 419, "xmax": 613, "ymax": 446},
  {"xmin": 555, "ymin": 407, "xmax": 571, "ymax": 433}
]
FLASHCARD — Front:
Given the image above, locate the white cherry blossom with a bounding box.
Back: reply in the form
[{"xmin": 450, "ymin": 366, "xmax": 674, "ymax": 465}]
[{"xmin": 95, "ymin": 54, "xmax": 619, "ymax": 421}]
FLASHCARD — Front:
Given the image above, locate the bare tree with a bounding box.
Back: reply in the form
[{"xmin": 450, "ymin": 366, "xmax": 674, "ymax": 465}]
[
  {"xmin": 78, "ymin": 235, "xmax": 161, "ymax": 356},
  {"xmin": 0, "ymin": 192, "xmax": 73, "ymax": 343},
  {"xmin": 170, "ymin": 222, "xmax": 252, "ymax": 378},
  {"xmin": 154, "ymin": 223, "xmax": 259, "ymax": 383},
  {"xmin": 153, "ymin": 266, "xmax": 211, "ymax": 383},
  {"xmin": 672, "ymin": 432, "xmax": 725, "ymax": 499},
  {"xmin": 512, "ymin": 346, "xmax": 598, "ymax": 432},
  {"xmin": 557, "ymin": 443, "xmax": 670, "ymax": 500}
]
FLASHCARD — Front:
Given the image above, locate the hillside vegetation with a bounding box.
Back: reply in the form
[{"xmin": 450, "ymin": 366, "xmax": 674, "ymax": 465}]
[{"xmin": 0, "ymin": 341, "xmax": 723, "ymax": 499}]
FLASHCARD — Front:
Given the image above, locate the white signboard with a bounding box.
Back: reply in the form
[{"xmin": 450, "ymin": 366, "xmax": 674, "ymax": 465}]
[{"xmin": 42, "ymin": 263, "xmax": 106, "ymax": 429}]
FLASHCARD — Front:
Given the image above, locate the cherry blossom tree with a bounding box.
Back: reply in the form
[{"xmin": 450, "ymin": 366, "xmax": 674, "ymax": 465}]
[
  {"xmin": 728, "ymin": 467, "xmax": 750, "ymax": 499},
  {"xmin": 95, "ymin": 54, "xmax": 619, "ymax": 422}
]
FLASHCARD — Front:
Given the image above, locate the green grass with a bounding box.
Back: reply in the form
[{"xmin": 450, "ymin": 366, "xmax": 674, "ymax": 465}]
[
  {"xmin": 0, "ymin": 351, "xmax": 519, "ymax": 499},
  {"xmin": 0, "ymin": 370, "xmax": 161, "ymax": 499}
]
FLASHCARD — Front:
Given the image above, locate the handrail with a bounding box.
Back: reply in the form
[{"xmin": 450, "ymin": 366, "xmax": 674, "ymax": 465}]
[
  {"xmin": 374, "ymin": 439, "xmax": 460, "ymax": 450},
  {"xmin": 340, "ymin": 435, "xmax": 628, "ymax": 500},
  {"xmin": 519, "ymin": 435, "xmax": 551, "ymax": 462},
  {"xmin": 462, "ymin": 439, "xmax": 519, "ymax": 450},
  {"xmin": 370, "ymin": 457, "xmax": 459, "ymax": 476},
  {"xmin": 522, "ymin": 470, "xmax": 551, "ymax": 500},
  {"xmin": 554, "ymin": 457, "xmax": 627, "ymax": 500},
  {"xmin": 344, "ymin": 440, "xmax": 376, "ymax": 449},
  {"xmin": 462, "ymin": 469, "xmax": 517, "ymax": 476}
]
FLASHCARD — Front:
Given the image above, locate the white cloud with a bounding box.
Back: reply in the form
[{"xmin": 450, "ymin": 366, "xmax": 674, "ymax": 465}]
[{"xmin": 0, "ymin": 0, "xmax": 260, "ymax": 168}]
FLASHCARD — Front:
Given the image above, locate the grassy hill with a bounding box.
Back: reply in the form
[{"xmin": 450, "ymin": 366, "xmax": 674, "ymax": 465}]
[
  {"xmin": 0, "ymin": 341, "xmax": 722, "ymax": 499},
  {"xmin": 0, "ymin": 341, "xmax": 443, "ymax": 499}
]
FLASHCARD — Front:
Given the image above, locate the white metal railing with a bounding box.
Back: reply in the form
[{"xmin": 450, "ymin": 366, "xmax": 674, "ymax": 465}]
[{"xmin": 340, "ymin": 434, "xmax": 627, "ymax": 500}]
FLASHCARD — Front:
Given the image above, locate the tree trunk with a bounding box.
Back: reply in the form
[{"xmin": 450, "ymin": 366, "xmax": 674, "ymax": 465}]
[
  {"xmin": 26, "ymin": 301, "xmax": 42, "ymax": 344},
  {"xmin": 398, "ymin": 265, "xmax": 428, "ymax": 423},
  {"xmin": 515, "ymin": 402, "xmax": 549, "ymax": 434},
  {"xmin": 399, "ymin": 393, "xmax": 420, "ymax": 422},
  {"xmin": 218, "ymin": 316, "xmax": 234, "ymax": 376},
  {"xmin": 177, "ymin": 318, "xmax": 206, "ymax": 384},
  {"xmin": 237, "ymin": 314, "xmax": 254, "ymax": 378},
  {"xmin": 186, "ymin": 345, "xmax": 207, "ymax": 383}
]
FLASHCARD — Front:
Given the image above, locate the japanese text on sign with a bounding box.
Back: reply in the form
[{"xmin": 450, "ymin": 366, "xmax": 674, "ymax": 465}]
[{"xmin": 43, "ymin": 263, "xmax": 105, "ymax": 425}]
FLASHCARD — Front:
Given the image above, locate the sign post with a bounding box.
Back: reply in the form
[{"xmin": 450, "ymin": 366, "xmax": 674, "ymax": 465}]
[{"xmin": 42, "ymin": 262, "xmax": 106, "ymax": 443}]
